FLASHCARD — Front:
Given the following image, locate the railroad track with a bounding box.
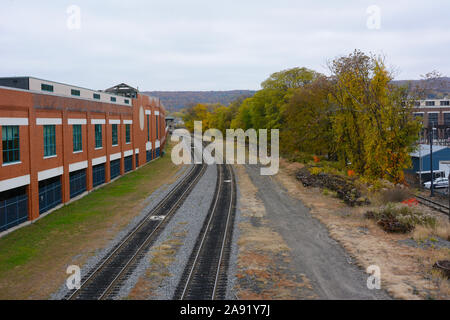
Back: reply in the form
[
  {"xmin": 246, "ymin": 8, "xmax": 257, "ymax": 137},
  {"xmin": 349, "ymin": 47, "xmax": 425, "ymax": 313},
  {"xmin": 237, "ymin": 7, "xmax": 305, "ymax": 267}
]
[
  {"xmin": 173, "ymin": 163, "xmax": 236, "ymax": 300},
  {"xmin": 66, "ymin": 151, "xmax": 207, "ymax": 300},
  {"xmin": 415, "ymin": 195, "xmax": 450, "ymax": 216}
]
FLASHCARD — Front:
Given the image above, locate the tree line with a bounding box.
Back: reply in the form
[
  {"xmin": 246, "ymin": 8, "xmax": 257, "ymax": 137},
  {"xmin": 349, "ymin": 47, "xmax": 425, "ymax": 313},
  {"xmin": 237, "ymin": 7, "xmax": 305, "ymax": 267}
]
[{"xmin": 181, "ymin": 50, "xmax": 424, "ymax": 183}]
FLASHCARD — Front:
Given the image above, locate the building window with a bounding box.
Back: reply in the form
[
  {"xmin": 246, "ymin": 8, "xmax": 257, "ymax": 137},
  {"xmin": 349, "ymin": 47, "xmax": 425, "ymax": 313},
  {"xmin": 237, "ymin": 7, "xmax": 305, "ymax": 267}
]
[
  {"xmin": 414, "ymin": 101, "xmax": 421, "ymax": 107},
  {"xmin": 426, "ymin": 101, "xmax": 435, "ymax": 107},
  {"xmin": 441, "ymin": 101, "xmax": 450, "ymax": 106},
  {"xmin": 124, "ymin": 99, "xmax": 129, "ymax": 104},
  {"xmin": 147, "ymin": 114, "xmax": 150, "ymax": 141},
  {"xmin": 112, "ymin": 124, "xmax": 118, "ymax": 146},
  {"xmin": 125, "ymin": 124, "xmax": 131, "ymax": 143},
  {"xmin": 95, "ymin": 124, "xmax": 102, "ymax": 148},
  {"xmin": 428, "ymin": 113, "xmax": 439, "ymax": 128},
  {"xmin": 2, "ymin": 126, "xmax": 20, "ymax": 164},
  {"xmin": 156, "ymin": 115, "xmax": 159, "ymax": 139},
  {"xmin": 43, "ymin": 125, "xmax": 56, "ymax": 157},
  {"xmin": 444, "ymin": 113, "xmax": 450, "ymax": 126},
  {"xmin": 73, "ymin": 124, "xmax": 82, "ymax": 152},
  {"xmin": 71, "ymin": 89, "xmax": 80, "ymax": 96},
  {"xmin": 41, "ymin": 84, "xmax": 54, "ymax": 92},
  {"xmin": 93, "ymin": 93, "xmax": 101, "ymax": 100},
  {"xmin": 110, "ymin": 97, "xmax": 116, "ymax": 102}
]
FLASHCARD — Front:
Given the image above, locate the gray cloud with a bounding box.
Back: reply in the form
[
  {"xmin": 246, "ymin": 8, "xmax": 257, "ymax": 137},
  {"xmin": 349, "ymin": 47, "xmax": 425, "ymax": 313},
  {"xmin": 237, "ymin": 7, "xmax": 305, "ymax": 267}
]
[{"xmin": 0, "ymin": 0, "xmax": 449, "ymax": 90}]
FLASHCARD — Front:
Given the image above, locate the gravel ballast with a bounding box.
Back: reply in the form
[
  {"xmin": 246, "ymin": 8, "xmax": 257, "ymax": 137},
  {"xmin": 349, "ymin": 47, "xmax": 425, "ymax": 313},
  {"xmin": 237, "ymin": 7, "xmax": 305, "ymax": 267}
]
[{"xmin": 115, "ymin": 163, "xmax": 218, "ymax": 299}]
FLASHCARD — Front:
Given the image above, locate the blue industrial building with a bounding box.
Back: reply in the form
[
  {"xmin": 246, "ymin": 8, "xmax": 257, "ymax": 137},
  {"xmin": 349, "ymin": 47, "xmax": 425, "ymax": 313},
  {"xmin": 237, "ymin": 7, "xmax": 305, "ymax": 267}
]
[{"xmin": 410, "ymin": 144, "xmax": 450, "ymax": 173}]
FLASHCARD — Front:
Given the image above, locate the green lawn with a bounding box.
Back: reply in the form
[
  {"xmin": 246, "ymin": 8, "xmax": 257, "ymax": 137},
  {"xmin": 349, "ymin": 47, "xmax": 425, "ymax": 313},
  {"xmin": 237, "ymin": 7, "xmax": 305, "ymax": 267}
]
[{"xmin": 0, "ymin": 142, "xmax": 181, "ymax": 299}]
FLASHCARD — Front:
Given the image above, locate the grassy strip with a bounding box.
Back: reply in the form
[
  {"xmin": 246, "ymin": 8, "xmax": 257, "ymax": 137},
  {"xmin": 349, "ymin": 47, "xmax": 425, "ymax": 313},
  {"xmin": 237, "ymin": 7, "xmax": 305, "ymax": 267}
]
[{"xmin": 0, "ymin": 142, "xmax": 181, "ymax": 299}]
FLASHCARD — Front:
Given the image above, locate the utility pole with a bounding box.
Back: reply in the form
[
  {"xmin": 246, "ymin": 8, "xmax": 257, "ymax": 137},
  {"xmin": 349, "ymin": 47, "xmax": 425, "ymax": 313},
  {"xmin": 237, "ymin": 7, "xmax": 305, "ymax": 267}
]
[
  {"xmin": 419, "ymin": 132, "xmax": 423, "ymax": 187},
  {"xmin": 430, "ymin": 125, "xmax": 434, "ymax": 197}
]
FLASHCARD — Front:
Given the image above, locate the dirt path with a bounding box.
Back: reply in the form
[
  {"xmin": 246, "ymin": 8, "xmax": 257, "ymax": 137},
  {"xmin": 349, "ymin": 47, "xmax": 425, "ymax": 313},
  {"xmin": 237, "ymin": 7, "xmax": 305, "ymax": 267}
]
[{"xmin": 234, "ymin": 164, "xmax": 390, "ymax": 299}]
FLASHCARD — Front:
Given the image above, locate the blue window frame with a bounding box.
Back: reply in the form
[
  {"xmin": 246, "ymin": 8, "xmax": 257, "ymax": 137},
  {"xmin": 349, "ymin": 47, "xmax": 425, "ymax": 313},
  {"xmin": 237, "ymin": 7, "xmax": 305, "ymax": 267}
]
[
  {"xmin": 124, "ymin": 99, "xmax": 129, "ymax": 104},
  {"xmin": 92, "ymin": 164, "xmax": 106, "ymax": 187},
  {"xmin": 69, "ymin": 169, "xmax": 86, "ymax": 199},
  {"xmin": 93, "ymin": 93, "xmax": 101, "ymax": 100},
  {"xmin": 112, "ymin": 124, "xmax": 118, "ymax": 146},
  {"xmin": 147, "ymin": 115, "xmax": 150, "ymax": 141},
  {"xmin": 41, "ymin": 84, "xmax": 54, "ymax": 92},
  {"xmin": 110, "ymin": 97, "xmax": 116, "ymax": 102},
  {"xmin": 2, "ymin": 126, "xmax": 20, "ymax": 164},
  {"xmin": 146, "ymin": 150, "xmax": 152, "ymax": 163},
  {"xmin": 155, "ymin": 147, "xmax": 160, "ymax": 158},
  {"xmin": 0, "ymin": 186, "xmax": 28, "ymax": 232},
  {"xmin": 156, "ymin": 115, "xmax": 159, "ymax": 139},
  {"xmin": 39, "ymin": 176, "xmax": 62, "ymax": 214},
  {"xmin": 71, "ymin": 89, "xmax": 80, "ymax": 96},
  {"xmin": 125, "ymin": 124, "xmax": 131, "ymax": 143},
  {"xmin": 73, "ymin": 124, "xmax": 82, "ymax": 152},
  {"xmin": 110, "ymin": 159, "xmax": 120, "ymax": 179},
  {"xmin": 95, "ymin": 124, "xmax": 102, "ymax": 149},
  {"xmin": 43, "ymin": 125, "xmax": 56, "ymax": 157},
  {"xmin": 124, "ymin": 156, "xmax": 132, "ymax": 173},
  {"xmin": 135, "ymin": 154, "xmax": 139, "ymax": 168}
]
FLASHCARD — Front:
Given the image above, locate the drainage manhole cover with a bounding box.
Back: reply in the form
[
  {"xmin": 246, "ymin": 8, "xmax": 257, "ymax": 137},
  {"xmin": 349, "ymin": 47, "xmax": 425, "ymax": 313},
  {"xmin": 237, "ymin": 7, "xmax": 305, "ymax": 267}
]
[{"xmin": 149, "ymin": 215, "xmax": 165, "ymax": 221}]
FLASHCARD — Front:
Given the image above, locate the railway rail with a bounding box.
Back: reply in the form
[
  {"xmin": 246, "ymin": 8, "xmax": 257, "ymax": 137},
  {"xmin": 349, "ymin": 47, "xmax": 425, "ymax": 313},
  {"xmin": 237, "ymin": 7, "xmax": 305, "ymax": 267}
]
[
  {"xmin": 174, "ymin": 163, "xmax": 236, "ymax": 300},
  {"xmin": 415, "ymin": 195, "xmax": 450, "ymax": 216},
  {"xmin": 65, "ymin": 149, "xmax": 207, "ymax": 300}
]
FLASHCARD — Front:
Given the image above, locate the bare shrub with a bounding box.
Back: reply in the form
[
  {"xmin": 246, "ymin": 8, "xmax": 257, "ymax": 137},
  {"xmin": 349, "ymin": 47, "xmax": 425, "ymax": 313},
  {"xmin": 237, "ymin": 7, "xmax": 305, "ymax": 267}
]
[{"xmin": 365, "ymin": 203, "xmax": 437, "ymax": 233}]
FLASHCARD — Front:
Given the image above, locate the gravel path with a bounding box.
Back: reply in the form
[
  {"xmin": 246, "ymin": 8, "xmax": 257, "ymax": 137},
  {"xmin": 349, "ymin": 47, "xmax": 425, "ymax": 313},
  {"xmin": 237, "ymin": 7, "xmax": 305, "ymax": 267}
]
[
  {"xmin": 50, "ymin": 164, "xmax": 191, "ymax": 300},
  {"xmin": 243, "ymin": 164, "xmax": 391, "ymax": 300}
]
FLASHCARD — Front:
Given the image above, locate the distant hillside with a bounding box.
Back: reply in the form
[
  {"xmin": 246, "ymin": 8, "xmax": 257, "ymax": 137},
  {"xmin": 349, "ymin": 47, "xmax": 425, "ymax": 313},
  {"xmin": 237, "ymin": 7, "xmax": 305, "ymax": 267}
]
[
  {"xmin": 392, "ymin": 77, "xmax": 450, "ymax": 98},
  {"xmin": 143, "ymin": 77, "xmax": 449, "ymax": 111},
  {"xmin": 142, "ymin": 90, "xmax": 257, "ymax": 111}
]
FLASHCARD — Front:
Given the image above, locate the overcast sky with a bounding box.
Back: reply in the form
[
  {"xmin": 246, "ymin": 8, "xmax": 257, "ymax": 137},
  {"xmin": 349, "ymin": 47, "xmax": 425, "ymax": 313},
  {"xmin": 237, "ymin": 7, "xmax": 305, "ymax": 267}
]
[{"xmin": 1, "ymin": 0, "xmax": 449, "ymax": 90}]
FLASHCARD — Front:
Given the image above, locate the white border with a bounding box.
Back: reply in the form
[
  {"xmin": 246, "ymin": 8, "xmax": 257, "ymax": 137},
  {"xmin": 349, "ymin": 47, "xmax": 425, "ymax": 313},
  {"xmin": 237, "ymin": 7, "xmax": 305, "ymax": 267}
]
[
  {"xmin": 109, "ymin": 119, "xmax": 121, "ymax": 125},
  {"xmin": 36, "ymin": 118, "xmax": 62, "ymax": 125},
  {"xmin": 69, "ymin": 160, "xmax": 88, "ymax": 172},
  {"xmin": 0, "ymin": 118, "xmax": 28, "ymax": 126},
  {"xmin": 145, "ymin": 110, "xmax": 151, "ymax": 115},
  {"xmin": 146, "ymin": 142, "xmax": 152, "ymax": 151},
  {"xmin": 38, "ymin": 167, "xmax": 63, "ymax": 181},
  {"xmin": 0, "ymin": 175, "xmax": 30, "ymax": 193},
  {"xmin": 92, "ymin": 156, "xmax": 107, "ymax": 166},
  {"xmin": 124, "ymin": 150, "xmax": 133, "ymax": 157},
  {"xmin": 68, "ymin": 118, "xmax": 87, "ymax": 125},
  {"xmin": 123, "ymin": 120, "xmax": 133, "ymax": 125},
  {"xmin": 110, "ymin": 152, "xmax": 121, "ymax": 161},
  {"xmin": 91, "ymin": 119, "xmax": 106, "ymax": 125}
]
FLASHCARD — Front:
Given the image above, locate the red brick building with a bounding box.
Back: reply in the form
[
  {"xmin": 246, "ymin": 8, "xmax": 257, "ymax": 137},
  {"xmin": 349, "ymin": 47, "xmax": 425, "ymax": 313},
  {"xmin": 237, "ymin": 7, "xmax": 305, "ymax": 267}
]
[
  {"xmin": 0, "ymin": 77, "xmax": 167, "ymax": 234},
  {"xmin": 413, "ymin": 98, "xmax": 450, "ymax": 142}
]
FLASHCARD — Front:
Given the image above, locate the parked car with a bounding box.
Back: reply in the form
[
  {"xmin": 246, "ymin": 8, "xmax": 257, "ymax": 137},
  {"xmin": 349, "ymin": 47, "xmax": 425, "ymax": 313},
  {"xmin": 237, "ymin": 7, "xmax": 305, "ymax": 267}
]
[{"xmin": 424, "ymin": 177, "xmax": 449, "ymax": 189}]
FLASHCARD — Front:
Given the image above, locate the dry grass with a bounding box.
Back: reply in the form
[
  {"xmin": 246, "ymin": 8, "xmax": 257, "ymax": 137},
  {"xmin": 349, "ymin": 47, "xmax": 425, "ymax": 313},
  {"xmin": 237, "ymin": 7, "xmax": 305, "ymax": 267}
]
[
  {"xmin": 0, "ymin": 142, "xmax": 182, "ymax": 300},
  {"xmin": 277, "ymin": 159, "xmax": 450, "ymax": 300}
]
